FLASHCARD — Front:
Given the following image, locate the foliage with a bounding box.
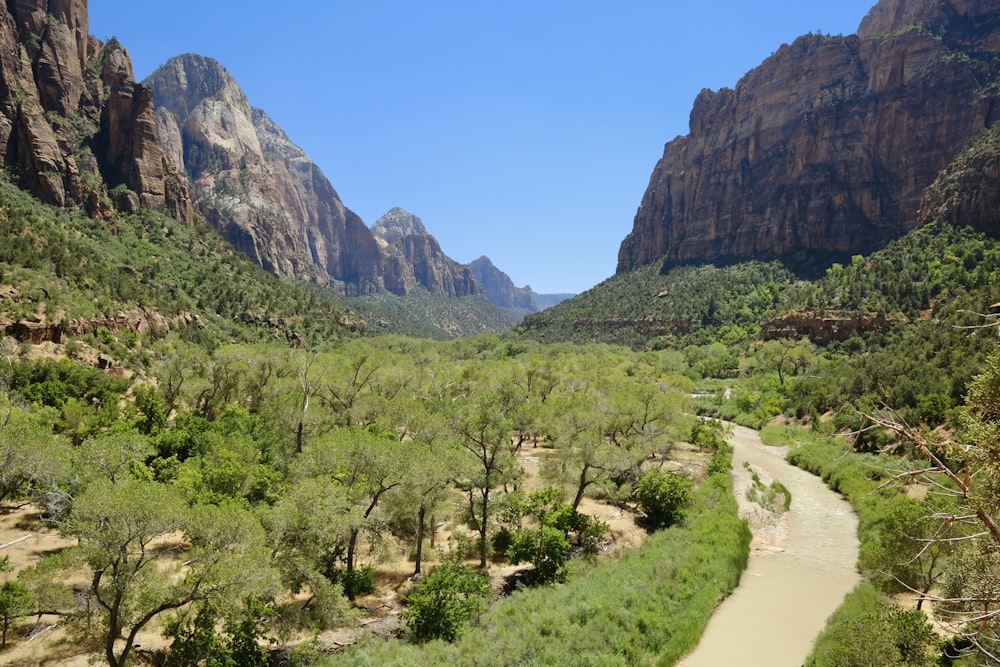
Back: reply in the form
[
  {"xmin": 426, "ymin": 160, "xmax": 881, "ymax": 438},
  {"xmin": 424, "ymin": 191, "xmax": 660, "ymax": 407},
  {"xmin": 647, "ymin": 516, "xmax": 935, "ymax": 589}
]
[
  {"xmin": 0, "ymin": 403, "xmax": 72, "ymax": 508},
  {"xmin": 518, "ymin": 260, "xmax": 795, "ymax": 349},
  {"xmin": 356, "ymin": 290, "xmax": 520, "ymax": 339},
  {"xmin": 323, "ymin": 449, "xmax": 749, "ymax": 666},
  {"xmin": 62, "ymin": 478, "xmax": 279, "ymax": 667},
  {"xmin": 402, "ymin": 559, "xmax": 491, "ymax": 644},
  {"xmin": 636, "ymin": 468, "xmax": 693, "ymax": 531},
  {"xmin": 499, "ymin": 488, "xmax": 608, "ymax": 585},
  {"xmin": 0, "ymin": 580, "xmax": 33, "ymax": 646},
  {"xmin": 164, "ymin": 599, "xmax": 276, "ymax": 667},
  {"xmin": 805, "ymin": 582, "xmax": 940, "ymax": 667}
]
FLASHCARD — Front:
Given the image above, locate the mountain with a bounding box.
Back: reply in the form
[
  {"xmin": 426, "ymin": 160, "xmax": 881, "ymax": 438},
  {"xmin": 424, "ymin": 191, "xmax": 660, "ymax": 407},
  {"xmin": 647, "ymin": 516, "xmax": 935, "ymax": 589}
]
[
  {"xmin": 0, "ymin": 1, "xmax": 191, "ymax": 223},
  {"xmin": 469, "ymin": 256, "xmax": 537, "ymax": 314},
  {"xmin": 467, "ymin": 256, "xmax": 573, "ymax": 314},
  {"xmin": 370, "ymin": 208, "xmax": 483, "ymax": 298},
  {"xmin": 617, "ymin": 0, "xmax": 1000, "ymax": 277},
  {"xmin": 145, "ymin": 54, "xmax": 383, "ymax": 295}
]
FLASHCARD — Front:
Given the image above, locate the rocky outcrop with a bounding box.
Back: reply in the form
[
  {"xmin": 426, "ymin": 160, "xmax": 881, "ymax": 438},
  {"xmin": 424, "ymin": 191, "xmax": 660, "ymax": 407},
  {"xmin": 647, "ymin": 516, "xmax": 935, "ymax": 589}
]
[
  {"xmin": 371, "ymin": 208, "xmax": 483, "ymax": 297},
  {"xmin": 372, "ymin": 206, "xmax": 429, "ymax": 243},
  {"xmin": 468, "ymin": 255, "xmax": 538, "ymax": 313},
  {"xmin": 146, "ymin": 54, "xmax": 382, "ymax": 295},
  {"xmin": 760, "ymin": 313, "xmax": 892, "ymax": 344},
  {"xmin": 618, "ymin": 0, "xmax": 1000, "ymax": 275},
  {"xmin": 0, "ymin": 2, "xmax": 191, "ymax": 222},
  {"xmin": 3, "ymin": 307, "xmax": 200, "ymax": 344},
  {"xmin": 918, "ymin": 122, "xmax": 1000, "ymax": 233}
]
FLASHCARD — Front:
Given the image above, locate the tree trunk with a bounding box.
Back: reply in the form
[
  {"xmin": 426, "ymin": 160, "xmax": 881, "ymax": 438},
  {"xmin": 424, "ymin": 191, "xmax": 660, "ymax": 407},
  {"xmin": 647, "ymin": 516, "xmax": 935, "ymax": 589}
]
[
  {"xmin": 414, "ymin": 505, "xmax": 426, "ymax": 576},
  {"xmin": 572, "ymin": 465, "xmax": 592, "ymax": 511},
  {"xmin": 478, "ymin": 489, "xmax": 489, "ymax": 569},
  {"xmin": 346, "ymin": 528, "xmax": 359, "ymax": 600}
]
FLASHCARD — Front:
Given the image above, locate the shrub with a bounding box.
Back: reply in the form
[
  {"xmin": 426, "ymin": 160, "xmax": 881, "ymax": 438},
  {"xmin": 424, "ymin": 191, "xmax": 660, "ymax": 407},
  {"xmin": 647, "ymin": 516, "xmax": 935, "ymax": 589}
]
[
  {"xmin": 402, "ymin": 561, "xmax": 491, "ymax": 643},
  {"xmin": 637, "ymin": 468, "xmax": 693, "ymax": 531}
]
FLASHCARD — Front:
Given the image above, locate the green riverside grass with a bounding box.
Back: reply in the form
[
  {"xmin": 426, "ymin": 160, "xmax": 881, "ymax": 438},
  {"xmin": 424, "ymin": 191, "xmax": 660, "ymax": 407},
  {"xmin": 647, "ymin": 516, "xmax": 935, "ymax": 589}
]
[
  {"xmin": 783, "ymin": 426, "xmax": 948, "ymax": 665},
  {"xmin": 317, "ymin": 458, "xmax": 751, "ymax": 666}
]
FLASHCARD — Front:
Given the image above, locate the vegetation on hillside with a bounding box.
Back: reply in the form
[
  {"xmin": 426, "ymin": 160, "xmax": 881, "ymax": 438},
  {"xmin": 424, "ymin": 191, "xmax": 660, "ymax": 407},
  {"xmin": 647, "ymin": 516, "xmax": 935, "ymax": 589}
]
[
  {"xmin": 518, "ymin": 260, "xmax": 795, "ymax": 349},
  {"xmin": 0, "ymin": 176, "xmax": 516, "ymax": 349}
]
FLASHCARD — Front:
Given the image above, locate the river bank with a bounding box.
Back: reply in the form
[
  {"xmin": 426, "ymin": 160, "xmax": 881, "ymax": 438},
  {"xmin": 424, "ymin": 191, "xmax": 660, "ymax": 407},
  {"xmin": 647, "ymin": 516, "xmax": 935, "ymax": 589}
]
[{"xmin": 679, "ymin": 424, "xmax": 860, "ymax": 667}]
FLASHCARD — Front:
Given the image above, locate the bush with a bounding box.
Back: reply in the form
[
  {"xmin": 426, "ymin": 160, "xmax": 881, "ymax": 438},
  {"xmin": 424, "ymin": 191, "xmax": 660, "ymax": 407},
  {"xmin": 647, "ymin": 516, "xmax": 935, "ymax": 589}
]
[
  {"xmin": 507, "ymin": 525, "xmax": 571, "ymax": 584},
  {"xmin": 637, "ymin": 468, "xmax": 693, "ymax": 531},
  {"xmin": 402, "ymin": 561, "xmax": 491, "ymax": 643},
  {"xmin": 805, "ymin": 583, "xmax": 939, "ymax": 667}
]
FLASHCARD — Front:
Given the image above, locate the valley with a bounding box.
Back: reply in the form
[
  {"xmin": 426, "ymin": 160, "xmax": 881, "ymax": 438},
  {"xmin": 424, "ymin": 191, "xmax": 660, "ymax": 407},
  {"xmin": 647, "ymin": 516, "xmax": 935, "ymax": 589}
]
[{"xmin": 1, "ymin": 0, "xmax": 1000, "ymax": 665}]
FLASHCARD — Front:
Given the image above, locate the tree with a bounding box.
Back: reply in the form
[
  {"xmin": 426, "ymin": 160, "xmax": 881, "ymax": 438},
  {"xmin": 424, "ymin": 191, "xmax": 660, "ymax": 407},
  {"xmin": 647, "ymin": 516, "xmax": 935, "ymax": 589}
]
[
  {"xmin": 859, "ymin": 495, "xmax": 954, "ymax": 610},
  {"xmin": 371, "ymin": 379, "xmax": 459, "ymax": 577},
  {"xmin": 164, "ymin": 598, "xmax": 276, "ymax": 667},
  {"xmin": 294, "ymin": 426, "xmax": 408, "ymax": 597},
  {"xmin": 446, "ymin": 375, "xmax": 526, "ymax": 568},
  {"xmin": 860, "ymin": 348, "xmax": 1000, "ymax": 661},
  {"xmin": 0, "ymin": 580, "xmax": 32, "ymax": 646},
  {"xmin": 63, "ymin": 478, "xmax": 277, "ymax": 667},
  {"xmin": 754, "ymin": 338, "xmax": 816, "ymax": 385},
  {"xmin": 402, "ymin": 558, "xmax": 491, "ymax": 643},
  {"xmin": 636, "ymin": 468, "xmax": 693, "ymax": 531},
  {"xmin": 0, "ymin": 403, "xmax": 71, "ymax": 508},
  {"xmin": 261, "ymin": 477, "xmax": 355, "ymax": 628},
  {"xmin": 76, "ymin": 427, "xmax": 154, "ymax": 484}
]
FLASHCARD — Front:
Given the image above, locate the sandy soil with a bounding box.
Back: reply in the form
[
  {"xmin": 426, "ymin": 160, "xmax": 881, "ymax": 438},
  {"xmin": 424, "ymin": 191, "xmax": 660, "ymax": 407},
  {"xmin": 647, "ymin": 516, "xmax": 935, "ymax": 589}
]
[{"xmin": 729, "ymin": 442, "xmax": 791, "ymax": 556}]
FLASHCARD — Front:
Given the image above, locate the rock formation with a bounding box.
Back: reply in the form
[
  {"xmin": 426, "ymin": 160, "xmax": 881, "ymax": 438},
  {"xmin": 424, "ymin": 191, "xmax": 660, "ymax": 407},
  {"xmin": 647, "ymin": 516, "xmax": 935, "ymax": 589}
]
[
  {"xmin": 371, "ymin": 208, "xmax": 483, "ymax": 298},
  {"xmin": 618, "ymin": 0, "xmax": 1000, "ymax": 276},
  {"xmin": 146, "ymin": 54, "xmax": 382, "ymax": 295},
  {"xmin": 0, "ymin": 1, "xmax": 191, "ymax": 222},
  {"xmin": 468, "ymin": 256, "xmax": 538, "ymax": 313},
  {"xmin": 918, "ymin": 122, "xmax": 1000, "ymax": 233}
]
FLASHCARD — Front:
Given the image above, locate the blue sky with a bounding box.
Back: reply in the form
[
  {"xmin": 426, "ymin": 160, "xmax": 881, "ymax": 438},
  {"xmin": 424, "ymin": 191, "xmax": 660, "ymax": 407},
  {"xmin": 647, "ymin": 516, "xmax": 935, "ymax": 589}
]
[{"xmin": 89, "ymin": 1, "xmax": 877, "ymax": 294}]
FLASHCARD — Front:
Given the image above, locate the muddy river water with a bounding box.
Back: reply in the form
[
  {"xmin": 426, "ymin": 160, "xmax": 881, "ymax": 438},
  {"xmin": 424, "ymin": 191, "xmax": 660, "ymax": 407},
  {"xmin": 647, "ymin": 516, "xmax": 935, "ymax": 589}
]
[{"xmin": 678, "ymin": 424, "xmax": 861, "ymax": 666}]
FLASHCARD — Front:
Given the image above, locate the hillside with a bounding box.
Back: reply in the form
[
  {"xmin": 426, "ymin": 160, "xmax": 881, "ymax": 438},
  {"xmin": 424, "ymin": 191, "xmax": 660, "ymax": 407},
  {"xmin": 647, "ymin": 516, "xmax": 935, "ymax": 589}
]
[{"xmin": 618, "ymin": 0, "xmax": 1000, "ymax": 276}]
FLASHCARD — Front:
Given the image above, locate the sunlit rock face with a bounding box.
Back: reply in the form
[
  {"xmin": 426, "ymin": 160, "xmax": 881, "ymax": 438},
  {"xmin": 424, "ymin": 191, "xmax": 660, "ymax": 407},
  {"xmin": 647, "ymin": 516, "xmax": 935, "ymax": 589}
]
[
  {"xmin": 0, "ymin": 1, "xmax": 191, "ymax": 222},
  {"xmin": 147, "ymin": 54, "xmax": 383, "ymax": 295},
  {"xmin": 371, "ymin": 208, "xmax": 483, "ymax": 297},
  {"xmin": 618, "ymin": 0, "xmax": 1000, "ymax": 275}
]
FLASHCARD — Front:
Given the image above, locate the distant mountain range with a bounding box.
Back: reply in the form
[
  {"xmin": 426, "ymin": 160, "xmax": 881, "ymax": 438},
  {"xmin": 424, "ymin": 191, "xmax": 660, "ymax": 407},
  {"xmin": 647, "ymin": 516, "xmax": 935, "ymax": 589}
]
[
  {"xmin": 7, "ymin": 0, "xmax": 997, "ymax": 333},
  {"xmin": 143, "ymin": 54, "xmax": 568, "ymax": 313}
]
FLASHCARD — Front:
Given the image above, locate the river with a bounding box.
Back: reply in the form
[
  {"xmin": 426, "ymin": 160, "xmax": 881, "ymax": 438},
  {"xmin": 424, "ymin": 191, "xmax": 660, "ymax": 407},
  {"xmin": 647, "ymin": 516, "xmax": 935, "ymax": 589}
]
[{"xmin": 678, "ymin": 424, "xmax": 860, "ymax": 667}]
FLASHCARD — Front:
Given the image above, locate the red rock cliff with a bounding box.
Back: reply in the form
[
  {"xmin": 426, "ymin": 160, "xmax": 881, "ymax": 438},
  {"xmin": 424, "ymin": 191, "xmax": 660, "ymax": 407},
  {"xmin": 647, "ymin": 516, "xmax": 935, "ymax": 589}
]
[
  {"xmin": 0, "ymin": 0, "xmax": 191, "ymax": 222},
  {"xmin": 618, "ymin": 0, "xmax": 1000, "ymax": 275}
]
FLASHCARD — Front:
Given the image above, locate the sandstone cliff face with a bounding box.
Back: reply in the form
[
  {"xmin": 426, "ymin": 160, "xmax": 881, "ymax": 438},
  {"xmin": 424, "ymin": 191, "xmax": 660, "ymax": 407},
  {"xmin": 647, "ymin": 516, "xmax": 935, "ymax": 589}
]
[
  {"xmin": 371, "ymin": 208, "xmax": 483, "ymax": 298},
  {"xmin": 468, "ymin": 255, "xmax": 538, "ymax": 313},
  {"xmin": 618, "ymin": 0, "xmax": 1000, "ymax": 275},
  {"xmin": 0, "ymin": 1, "xmax": 191, "ymax": 222},
  {"xmin": 146, "ymin": 54, "xmax": 382, "ymax": 295}
]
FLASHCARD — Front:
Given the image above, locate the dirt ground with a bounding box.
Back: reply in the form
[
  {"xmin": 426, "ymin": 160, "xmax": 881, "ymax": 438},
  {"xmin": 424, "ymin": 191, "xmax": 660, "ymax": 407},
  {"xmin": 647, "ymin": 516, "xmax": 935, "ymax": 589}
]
[{"xmin": 0, "ymin": 444, "xmax": 699, "ymax": 665}]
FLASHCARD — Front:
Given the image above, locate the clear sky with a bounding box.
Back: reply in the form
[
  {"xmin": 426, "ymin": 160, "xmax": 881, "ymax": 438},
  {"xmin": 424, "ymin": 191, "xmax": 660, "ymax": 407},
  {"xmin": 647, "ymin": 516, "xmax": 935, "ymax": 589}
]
[{"xmin": 88, "ymin": 1, "xmax": 878, "ymax": 295}]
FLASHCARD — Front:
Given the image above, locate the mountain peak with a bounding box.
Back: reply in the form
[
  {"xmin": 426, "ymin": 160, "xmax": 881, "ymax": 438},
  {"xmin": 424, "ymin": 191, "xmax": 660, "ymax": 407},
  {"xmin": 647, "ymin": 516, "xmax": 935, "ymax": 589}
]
[{"xmin": 371, "ymin": 208, "xmax": 429, "ymax": 243}]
